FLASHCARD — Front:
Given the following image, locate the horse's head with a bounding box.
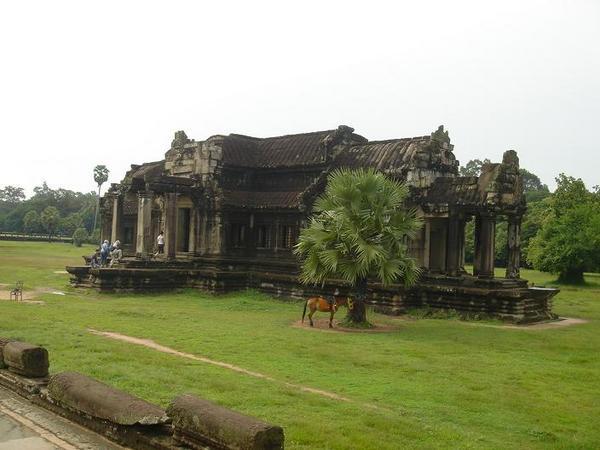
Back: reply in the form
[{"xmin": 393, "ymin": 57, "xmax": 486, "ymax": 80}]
[{"xmin": 334, "ymin": 296, "xmax": 349, "ymax": 307}]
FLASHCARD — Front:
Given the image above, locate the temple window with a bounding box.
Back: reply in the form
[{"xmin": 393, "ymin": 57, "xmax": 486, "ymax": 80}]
[
  {"xmin": 278, "ymin": 225, "xmax": 295, "ymax": 249},
  {"xmin": 231, "ymin": 224, "xmax": 246, "ymax": 248},
  {"xmin": 257, "ymin": 225, "xmax": 272, "ymax": 248}
]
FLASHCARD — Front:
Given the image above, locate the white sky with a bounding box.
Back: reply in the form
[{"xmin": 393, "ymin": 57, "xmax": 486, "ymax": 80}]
[{"xmin": 0, "ymin": 0, "xmax": 598, "ymax": 196}]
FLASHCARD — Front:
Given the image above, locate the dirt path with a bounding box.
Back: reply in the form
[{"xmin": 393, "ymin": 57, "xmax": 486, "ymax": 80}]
[
  {"xmin": 291, "ymin": 318, "xmax": 399, "ymax": 333},
  {"xmin": 88, "ymin": 329, "xmax": 388, "ymax": 412},
  {"xmin": 0, "ymin": 289, "xmax": 45, "ymax": 304}
]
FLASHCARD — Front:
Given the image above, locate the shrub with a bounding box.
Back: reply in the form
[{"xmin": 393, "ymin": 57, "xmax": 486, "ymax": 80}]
[{"xmin": 72, "ymin": 227, "xmax": 88, "ymax": 247}]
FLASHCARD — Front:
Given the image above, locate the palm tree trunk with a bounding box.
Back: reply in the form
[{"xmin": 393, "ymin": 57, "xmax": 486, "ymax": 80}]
[
  {"xmin": 92, "ymin": 185, "xmax": 100, "ymax": 234},
  {"xmin": 346, "ymin": 277, "xmax": 368, "ymax": 324}
]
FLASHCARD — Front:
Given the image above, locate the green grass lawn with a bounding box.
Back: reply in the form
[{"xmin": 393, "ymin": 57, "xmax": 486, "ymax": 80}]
[{"xmin": 0, "ymin": 241, "xmax": 599, "ymax": 449}]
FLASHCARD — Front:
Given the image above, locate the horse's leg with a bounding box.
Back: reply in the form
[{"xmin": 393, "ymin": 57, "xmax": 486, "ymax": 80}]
[
  {"xmin": 308, "ymin": 308, "xmax": 314, "ymax": 327},
  {"xmin": 329, "ymin": 308, "xmax": 334, "ymax": 328}
]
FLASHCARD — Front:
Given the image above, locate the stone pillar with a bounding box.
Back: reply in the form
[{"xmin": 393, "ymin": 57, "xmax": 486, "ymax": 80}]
[
  {"xmin": 165, "ymin": 192, "xmax": 178, "ymax": 259},
  {"xmin": 457, "ymin": 218, "xmax": 466, "ymax": 273},
  {"xmin": 473, "ymin": 215, "xmax": 481, "ymax": 276},
  {"xmin": 136, "ymin": 192, "xmax": 153, "ymax": 258},
  {"xmin": 474, "ymin": 212, "xmax": 496, "ymax": 278},
  {"xmin": 446, "ymin": 213, "xmax": 461, "ymax": 276},
  {"xmin": 110, "ymin": 195, "xmax": 120, "ymax": 244},
  {"xmin": 423, "ymin": 220, "xmax": 431, "ymax": 269},
  {"xmin": 505, "ymin": 215, "xmax": 522, "ymax": 279}
]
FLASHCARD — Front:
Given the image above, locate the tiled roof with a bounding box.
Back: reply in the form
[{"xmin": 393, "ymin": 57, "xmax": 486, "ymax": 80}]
[
  {"xmin": 222, "ymin": 190, "xmax": 303, "ymax": 209},
  {"xmin": 128, "ymin": 160, "xmax": 165, "ymax": 180},
  {"xmin": 425, "ymin": 176, "xmax": 482, "ymax": 205},
  {"xmin": 222, "ymin": 130, "xmax": 354, "ymax": 168},
  {"xmin": 334, "ymin": 136, "xmax": 431, "ymax": 174}
]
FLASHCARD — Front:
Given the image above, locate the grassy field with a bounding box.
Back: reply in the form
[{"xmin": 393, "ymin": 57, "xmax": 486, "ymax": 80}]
[{"xmin": 0, "ymin": 241, "xmax": 599, "ymax": 449}]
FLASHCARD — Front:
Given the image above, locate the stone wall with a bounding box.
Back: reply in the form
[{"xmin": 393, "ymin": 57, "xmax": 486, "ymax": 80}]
[{"xmin": 67, "ymin": 257, "xmax": 558, "ymax": 323}]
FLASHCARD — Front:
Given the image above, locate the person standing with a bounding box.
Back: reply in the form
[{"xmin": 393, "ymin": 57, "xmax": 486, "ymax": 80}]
[
  {"xmin": 109, "ymin": 240, "xmax": 122, "ymax": 267},
  {"xmin": 156, "ymin": 231, "xmax": 165, "ymax": 255},
  {"xmin": 100, "ymin": 240, "xmax": 110, "ymax": 266}
]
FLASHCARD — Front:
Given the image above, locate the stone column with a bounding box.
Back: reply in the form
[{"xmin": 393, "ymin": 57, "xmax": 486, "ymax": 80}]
[
  {"xmin": 474, "ymin": 212, "xmax": 496, "ymax": 278},
  {"xmin": 423, "ymin": 220, "xmax": 431, "ymax": 269},
  {"xmin": 457, "ymin": 218, "xmax": 467, "ymax": 273},
  {"xmin": 165, "ymin": 192, "xmax": 178, "ymax": 259},
  {"xmin": 136, "ymin": 192, "xmax": 153, "ymax": 258},
  {"xmin": 505, "ymin": 215, "xmax": 522, "ymax": 279},
  {"xmin": 473, "ymin": 215, "xmax": 481, "ymax": 276},
  {"xmin": 446, "ymin": 213, "xmax": 461, "ymax": 276},
  {"xmin": 110, "ymin": 195, "xmax": 120, "ymax": 244}
]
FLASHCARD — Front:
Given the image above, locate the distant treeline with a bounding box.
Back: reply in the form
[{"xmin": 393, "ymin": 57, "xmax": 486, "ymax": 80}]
[{"xmin": 0, "ymin": 183, "xmax": 98, "ymax": 242}]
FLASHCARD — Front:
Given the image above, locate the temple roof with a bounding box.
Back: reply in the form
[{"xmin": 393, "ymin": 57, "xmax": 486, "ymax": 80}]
[
  {"xmin": 334, "ymin": 136, "xmax": 433, "ymax": 174},
  {"xmin": 127, "ymin": 160, "xmax": 165, "ymax": 180},
  {"xmin": 221, "ymin": 129, "xmax": 366, "ymax": 168}
]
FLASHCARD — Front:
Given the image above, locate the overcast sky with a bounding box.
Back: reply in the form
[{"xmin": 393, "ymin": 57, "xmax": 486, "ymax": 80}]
[{"xmin": 0, "ymin": 0, "xmax": 598, "ymax": 196}]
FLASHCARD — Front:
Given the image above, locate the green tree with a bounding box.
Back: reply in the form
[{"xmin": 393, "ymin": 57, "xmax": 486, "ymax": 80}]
[
  {"xmin": 519, "ymin": 168, "xmax": 550, "ymax": 203},
  {"xmin": 59, "ymin": 212, "xmax": 84, "ymax": 236},
  {"xmin": 23, "ymin": 210, "xmax": 41, "ymax": 234},
  {"xmin": 294, "ymin": 168, "xmax": 422, "ymax": 325},
  {"xmin": 72, "ymin": 227, "xmax": 89, "ymax": 247},
  {"xmin": 528, "ymin": 174, "xmax": 600, "ymax": 283},
  {"xmin": 459, "ymin": 158, "xmax": 491, "ymax": 176},
  {"xmin": 521, "ymin": 197, "xmax": 552, "ymax": 266},
  {"xmin": 0, "ymin": 185, "xmax": 26, "ymax": 203},
  {"xmin": 41, "ymin": 206, "xmax": 60, "ymax": 241},
  {"xmin": 92, "ymin": 165, "xmax": 110, "ymax": 233}
]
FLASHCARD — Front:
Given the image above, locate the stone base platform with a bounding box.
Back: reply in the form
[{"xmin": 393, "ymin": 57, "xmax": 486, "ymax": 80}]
[{"xmin": 66, "ymin": 257, "xmax": 558, "ymax": 324}]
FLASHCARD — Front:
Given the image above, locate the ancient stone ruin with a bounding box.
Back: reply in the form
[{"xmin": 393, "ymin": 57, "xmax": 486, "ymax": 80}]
[
  {"xmin": 67, "ymin": 125, "xmax": 558, "ymax": 322},
  {"xmin": 0, "ymin": 338, "xmax": 284, "ymax": 449}
]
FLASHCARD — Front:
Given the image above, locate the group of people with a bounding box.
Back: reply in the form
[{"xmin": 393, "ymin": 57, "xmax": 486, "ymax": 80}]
[
  {"xmin": 88, "ymin": 231, "xmax": 165, "ymax": 268},
  {"xmin": 90, "ymin": 239, "xmax": 123, "ymax": 268}
]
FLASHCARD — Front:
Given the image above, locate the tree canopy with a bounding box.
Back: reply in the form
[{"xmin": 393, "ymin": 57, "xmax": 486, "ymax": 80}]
[
  {"xmin": 0, "ymin": 183, "xmax": 96, "ymax": 234},
  {"xmin": 0, "ymin": 186, "xmax": 25, "ymax": 203},
  {"xmin": 295, "ymin": 168, "xmax": 422, "ymax": 324},
  {"xmin": 527, "ymin": 174, "xmax": 600, "ymax": 283},
  {"xmin": 41, "ymin": 206, "xmax": 60, "ymax": 240},
  {"xmin": 93, "ymin": 165, "xmax": 110, "ymax": 188}
]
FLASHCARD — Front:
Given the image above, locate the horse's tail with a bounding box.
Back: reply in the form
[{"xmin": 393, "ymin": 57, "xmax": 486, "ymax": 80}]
[{"xmin": 302, "ymin": 299, "xmax": 308, "ymax": 323}]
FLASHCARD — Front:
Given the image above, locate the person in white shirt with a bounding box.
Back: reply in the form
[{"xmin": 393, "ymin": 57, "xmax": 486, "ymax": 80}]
[
  {"xmin": 156, "ymin": 231, "xmax": 165, "ymax": 255},
  {"xmin": 109, "ymin": 240, "xmax": 122, "ymax": 267}
]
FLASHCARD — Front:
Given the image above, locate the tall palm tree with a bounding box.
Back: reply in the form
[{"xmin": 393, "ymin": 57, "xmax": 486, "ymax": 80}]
[
  {"xmin": 92, "ymin": 165, "xmax": 110, "ymax": 235},
  {"xmin": 294, "ymin": 168, "xmax": 422, "ymax": 325}
]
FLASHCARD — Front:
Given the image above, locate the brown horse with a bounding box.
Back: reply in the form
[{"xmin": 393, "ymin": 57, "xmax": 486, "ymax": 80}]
[{"xmin": 302, "ymin": 295, "xmax": 348, "ymax": 328}]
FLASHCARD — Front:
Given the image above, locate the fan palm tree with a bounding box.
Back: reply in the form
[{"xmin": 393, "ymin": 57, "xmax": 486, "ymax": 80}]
[
  {"xmin": 294, "ymin": 168, "xmax": 422, "ymax": 325},
  {"xmin": 92, "ymin": 165, "xmax": 110, "ymax": 234}
]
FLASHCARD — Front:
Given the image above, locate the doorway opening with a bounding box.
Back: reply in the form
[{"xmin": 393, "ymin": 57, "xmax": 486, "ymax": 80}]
[{"xmin": 177, "ymin": 208, "xmax": 191, "ymax": 252}]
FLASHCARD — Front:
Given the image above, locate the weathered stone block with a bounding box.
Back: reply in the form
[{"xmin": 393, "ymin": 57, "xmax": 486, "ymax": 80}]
[
  {"xmin": 167, "ymin": 394, "xmax": 284, "ymax": 450},
  {"xmin": 48, "ymin": 371, "xmax": 168, "ymax": 425},
  {"xmin": 0, "ymin": 338, "xmax": 13, "ymax": 369},
  {"xmin": 3, "ymin": 341, "xmax": 48, "ymax": 377}
]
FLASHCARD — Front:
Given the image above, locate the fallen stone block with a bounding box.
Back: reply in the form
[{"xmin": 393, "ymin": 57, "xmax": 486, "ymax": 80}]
[
  {"xmin": 167, "ymin": 394, "xmax": 284, "ymax": 450},
  {"xmin": 3, "ymin": 341, "xmax": 49, "ymax": 377},
  {"xmin": 0, "ymin": 338, "xmax": 12, "ymax": 369},
  {"xmin": 47, "ymin": 371, "xmax": 168, "ymax": 426}
]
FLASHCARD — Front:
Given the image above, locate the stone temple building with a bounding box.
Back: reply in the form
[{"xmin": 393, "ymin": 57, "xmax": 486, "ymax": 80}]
[{"xmin": 67, "ymin": 125, "xmax": 557, "ymax": 322}]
